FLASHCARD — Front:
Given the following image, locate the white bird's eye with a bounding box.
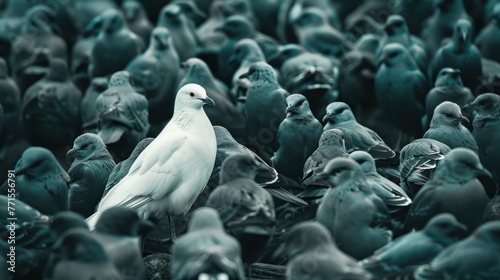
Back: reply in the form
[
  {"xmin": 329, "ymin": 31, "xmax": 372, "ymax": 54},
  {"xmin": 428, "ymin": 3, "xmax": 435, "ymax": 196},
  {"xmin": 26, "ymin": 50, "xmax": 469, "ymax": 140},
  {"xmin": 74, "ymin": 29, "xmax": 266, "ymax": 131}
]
[{"xmin": 189, "ymin": 92, "xmax": 195, "ymax": 97}]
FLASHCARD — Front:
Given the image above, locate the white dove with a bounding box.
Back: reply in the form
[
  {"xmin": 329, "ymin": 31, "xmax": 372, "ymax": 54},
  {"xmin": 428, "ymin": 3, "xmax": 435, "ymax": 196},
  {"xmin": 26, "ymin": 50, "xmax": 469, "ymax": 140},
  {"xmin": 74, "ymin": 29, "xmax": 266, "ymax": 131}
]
[{"xmin": 86, "ymin": 83, "xmax": 217, "ymax": 241}]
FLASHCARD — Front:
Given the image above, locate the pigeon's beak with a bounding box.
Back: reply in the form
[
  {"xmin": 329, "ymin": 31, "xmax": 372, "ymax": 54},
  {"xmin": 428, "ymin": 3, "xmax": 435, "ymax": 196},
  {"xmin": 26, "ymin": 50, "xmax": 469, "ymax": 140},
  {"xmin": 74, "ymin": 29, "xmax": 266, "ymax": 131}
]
[
  {"xmin": 66, "ymin": 147, "xmax": 78, "ymax": 158},
  {"xmin": 200, "ymin": 96, "xmax": 215, "ymax": 106},
  {"xmin": 459, "ymin": 114, "xmax": 469, "ymax": 124},
  {"xmin": 15, "ymin": 164, "xmax": 28, "ymax": 176},
  {"xmin": 322, "ymin": 113, "xmax": 331, "ymax": 123},
  {"xmin": 376, "ymin": 54, "xmax": 387, "ymax": 67},
  {"xmin": 461, "ymin": 30, "xmax": 468, "ymax": 42},
  {"xmin": 475, "ymin": 164, "xmax": 493, "ymax": 178},
  {"xmin": 461, "ymin": 102, "xmax": 476, "ymax": 113},
  {"xmin": 452, "ymin": 222, "xmax": 468, "ymax": 237},
  {"xmin": 239, "ymin": 71, "xmax": 249, "ymax": 79},
  {"xmin": 451, "ymin": 69, "xmax": 461, "ymax": 77}
]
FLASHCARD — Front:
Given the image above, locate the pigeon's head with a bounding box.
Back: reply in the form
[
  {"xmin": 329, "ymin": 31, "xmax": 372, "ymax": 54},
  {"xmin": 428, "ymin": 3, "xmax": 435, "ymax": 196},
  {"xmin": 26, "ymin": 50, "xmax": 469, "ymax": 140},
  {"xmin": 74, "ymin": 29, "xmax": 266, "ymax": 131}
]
[
  {"xmin": 430, "ymin": 101, "xmax": 469, "ymax": 128},
  {"xmin": 100, "ymin": 9, "xmax": 126, "ymax": 35},
  {"xmin": 285, "ymin": 94, "xmax": 311, "ymax": 117},
  {"xmin": 274, "ymin": 221, "xmax": 335, "ymax": 259},
  {"xmin": 244, "ymin": 62, "xmax": 278, "ymax": 82},
  {"xmin": 108, "ymin": 71, "xmax": 134, "ymax": 87},
  {"xmin": 494, "ymin": 3, "xmax": 500, "ymax": 24},
  {"xmin": 15, "ymin": 147, "xmax": 67, "ymax": 179},
  {"xmin": 322, "ymin": 102, "xmax": 355, "ymax": 124},
  {"xmin": 95, "ymin": 207, "xmax": 155, "ymax": 237},
  {"xmin": 188, "ymin": 207, "xmax": 225, "ymax": 232},
  {"xmin": 473, "ymin": 221, "xmax": 500, "ymax": 247},
  {"xmin": 315, "ymin": 157, "xmax": 365, "ymax": 187},
  {"xmin": 50, "ymin": 211, "xmax": 88, "ymax": 237},
  {"xmin": 354, "ymin": 33, "xmax": 382, "ymax": 55},
  {"xmin": 122, "ymin": 0, "xmax": 144, "ymax": 22},
  {"xmin": 424, "ymin": 213, "xmax": 468, "ymax": 246},
  {"xmin": 462, "ymin": 93, "xmax": 500, "ymax": 117},
  {"xmin": 150, "ymin": 27, "xmax": 173, "ymax": 50},
  {"xmin": 175, "ymin": 83, "xmax": 215, "ymax": 109},
  {"xmin": 50, "ymin": 229, "xmax": 109, "ymax": 263},
  {"xmin": 291, "ymin": 7, "xmax": 327, "ymax": 28},
  {"xmin": 22, "ymin": 5, "xmax": 57, "ymax": 34},
  {"xmin": 377, "ymin": 43, "xmax": 417, "ymax": 69},
  {"xmin": 438, "ymin": 148, "xmax": 493, "ymax": 179},
  {"xmin": 384, "ymin": 15, "xmax": 409, "ymax": 36},
  {"xmin": 220, "ymin": 154, "xmax": 272, "ymax": 183},
  {"xmin": 180, "ymin": 58, "xmax": 214, "ymax": 84},
  {"xmin": 319, "ymin": 129, "xmax": 346, "ymax": 148},
  {"xmin": 215, "ymin": 15, "xmax": 255, "ymax": 39},
  {"xmin": 349, "ymin": 151, "xmax": 376, "ymax": 174},
  {"xmin": 67, "ymin": 133, "xmax": 108, "ymax": 162},
  {"xmin": 159, "ymin": 4, "xmax": 186, "ymax": 26},
  {"xmin": 453, "ymin": 19, "xmax": 472, "ymax": 45},
  {"xmin": 435, "ymin": 68, "xmax": 463, "ymax": 87},
  {"xmin": 229, "ymin": 39, "xmax": 263, "ymax": 66},
  {"xmin": 267, "ymin": 44, "xmax": 305, "ymax": 68}
]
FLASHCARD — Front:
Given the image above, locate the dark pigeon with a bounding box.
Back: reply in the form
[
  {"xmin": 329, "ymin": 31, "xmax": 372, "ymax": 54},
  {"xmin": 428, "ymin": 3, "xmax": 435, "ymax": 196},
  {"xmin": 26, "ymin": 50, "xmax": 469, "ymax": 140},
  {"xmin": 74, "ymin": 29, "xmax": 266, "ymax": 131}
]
[
  {"xmin": 414, "ymin": 221, "xmax": 500, "ymax": 280},
  {"xmin": 243, "ymin": 62, "xmax": 287, "ymax": 156},
  {"xmin": 94, "ymin": 207, "xmax": 155, "ymax": 280},
  {"xmin": 66, "ymin": 133, "xmax": 116, "ymax": 218},
  {"xmin": 420, "ymin": 0, "xmax": 470, "ymax": 54},
  {"xmin": 360, "ymin": 213, "xmax": 467, "ymax": 276},
  {"xmin": 89, "ymin": 9, "xmax": 144, "ymax": 78},
  {"xmin": 11, "ymin": 5, "xmax": 68, "ymax": 93},
  {"xmin": 399, "ymin": 138, "xmax": 451, "ymax": 199},
  {"xmin": 429, "ymin": 18, "xmax": 482, "ymax": 92},
  {"xmin": 95, "ymin": 71, "xmax": 150, "ymax": 162},
  {"xmin": 122, "ymin": 0, "xmax": 153, "ymax": 44},
  {"xmin": 0, "ymin": 147, "xmax": 69, "ymax": 215},
  {"xmin": 206, "ymin": 154, "xmax": 276, "ymax": 263},
  {"xmin": 404, "ymin": 148, "xmax": 492, "ymax": 234},
  {"xmin": 22, "ymin": 58, "xmax": 82, "ymax": 151},
  {"xmin": 157, "ymin": 3, "xmax": 198, "ymax": 62},
  {"xmin": 316, "ymin": 158, "xmax": 393, "ymax": 260},
  {"xmin": 424, "ymin": 68, "xmax": 475, "ymax": 129},
  {"xmin": 44, "ymin": 229, "xmax": 122, "ymax": 280},
  {"xmin": 423, "ymin": 101, "xmax": 478, "ymax": 152},
  {"xmin": 126, "ymin": 27, "xmax": 181, "ymax": 127},
  {"xmin": 275, "ymin": 221, "xmax": 371, "ymax": 280},
  {"xmin": 475, "ymin": 3, "xmax": 500, "ymax": 63},
  {"xmin": 323, "ymin": 102, "xmax": 396, "ymax": 160},
  {"xmin": 170, "ymin": 207, "xmax": 245, "ymax": 280},
  {"xmin": 463, "ymin": 93, "xmax": 500, "ymax": 183},
  {"xmin": 375, "ymin": 43, "xmax": 428, "ymax": 138},
  {"xmin": 272, "ymin": 94, "xmax": 323, "ymax": 181}
]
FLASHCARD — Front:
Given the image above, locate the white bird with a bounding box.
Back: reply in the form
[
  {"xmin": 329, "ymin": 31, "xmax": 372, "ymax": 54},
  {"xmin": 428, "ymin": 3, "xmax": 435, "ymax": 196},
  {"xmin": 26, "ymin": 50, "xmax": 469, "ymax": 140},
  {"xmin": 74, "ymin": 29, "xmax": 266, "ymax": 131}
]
[{"xmin": 86, "ymin": 83, "xmax": 217, "ymax": 241}]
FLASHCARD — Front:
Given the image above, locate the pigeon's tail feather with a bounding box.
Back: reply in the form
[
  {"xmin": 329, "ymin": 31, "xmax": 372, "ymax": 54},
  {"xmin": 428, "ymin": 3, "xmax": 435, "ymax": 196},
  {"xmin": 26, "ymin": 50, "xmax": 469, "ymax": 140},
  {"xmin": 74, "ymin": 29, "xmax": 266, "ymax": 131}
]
[
  {"xmin": 266, "ymin": 188, "xmax": 308, "ymax": 206},
  {"xmin": 414, "ymin": 265, "xmax": 444, "ymax": 280},
  {"xmin": 85, "ymin": 211, "xmax": 100, "ymax": 231}
]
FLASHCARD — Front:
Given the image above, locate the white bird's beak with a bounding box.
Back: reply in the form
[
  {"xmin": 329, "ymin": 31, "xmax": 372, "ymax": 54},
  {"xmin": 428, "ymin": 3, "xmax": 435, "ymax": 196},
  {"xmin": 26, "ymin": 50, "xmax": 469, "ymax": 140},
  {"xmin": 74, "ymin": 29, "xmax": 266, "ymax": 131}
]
[{"xmin": 200, "ymin": 96, "xmax": 215, "ymax": 106}]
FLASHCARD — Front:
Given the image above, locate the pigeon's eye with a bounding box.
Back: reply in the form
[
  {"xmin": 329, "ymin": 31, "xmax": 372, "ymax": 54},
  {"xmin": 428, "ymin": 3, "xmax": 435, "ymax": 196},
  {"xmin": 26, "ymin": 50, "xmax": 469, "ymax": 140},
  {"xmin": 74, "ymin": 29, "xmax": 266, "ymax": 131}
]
[{"xmin": 189, "ymin": 92, "xmax": 194, "ymax": 97}]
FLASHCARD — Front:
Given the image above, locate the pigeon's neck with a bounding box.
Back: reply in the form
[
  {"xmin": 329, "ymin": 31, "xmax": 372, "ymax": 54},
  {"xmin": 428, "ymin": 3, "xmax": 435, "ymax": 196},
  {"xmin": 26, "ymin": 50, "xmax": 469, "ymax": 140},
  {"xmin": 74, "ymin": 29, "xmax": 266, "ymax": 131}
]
[{"xmin": 171, "ymin": 107, "xmax": 207, "ymax": 130}]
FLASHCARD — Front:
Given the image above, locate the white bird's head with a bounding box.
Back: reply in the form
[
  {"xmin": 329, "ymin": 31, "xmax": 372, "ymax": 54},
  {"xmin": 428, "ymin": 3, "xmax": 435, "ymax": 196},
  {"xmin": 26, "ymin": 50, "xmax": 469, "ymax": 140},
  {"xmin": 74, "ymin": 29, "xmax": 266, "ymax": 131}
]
[{"xmin": 175, "ymin": 83, "xmax": 215, "ymax": 109}]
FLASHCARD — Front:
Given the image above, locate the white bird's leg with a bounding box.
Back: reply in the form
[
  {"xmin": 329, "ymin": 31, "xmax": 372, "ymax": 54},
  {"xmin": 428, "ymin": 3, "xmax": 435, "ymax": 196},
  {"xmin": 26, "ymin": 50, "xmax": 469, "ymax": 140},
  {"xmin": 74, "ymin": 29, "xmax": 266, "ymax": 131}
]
[{"xmin": 169, "ymin": 214, "xmax": 177, "ymax": 242}]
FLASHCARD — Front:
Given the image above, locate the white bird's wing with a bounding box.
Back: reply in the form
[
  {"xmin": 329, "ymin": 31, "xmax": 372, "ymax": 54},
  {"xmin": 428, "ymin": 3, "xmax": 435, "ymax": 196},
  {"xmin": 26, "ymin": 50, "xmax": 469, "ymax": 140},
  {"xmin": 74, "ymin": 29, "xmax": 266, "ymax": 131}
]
[{"xmin": 96, "ymin": 130, "xmax": 188, "ymax": 211}]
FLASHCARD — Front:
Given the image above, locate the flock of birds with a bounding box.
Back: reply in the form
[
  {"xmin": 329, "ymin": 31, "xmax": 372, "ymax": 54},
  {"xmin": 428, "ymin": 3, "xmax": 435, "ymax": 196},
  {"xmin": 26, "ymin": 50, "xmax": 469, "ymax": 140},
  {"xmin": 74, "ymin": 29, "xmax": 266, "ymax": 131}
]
[{"xmin": 2, "ymin": 0, "xmax": 500, "ymax": 279}]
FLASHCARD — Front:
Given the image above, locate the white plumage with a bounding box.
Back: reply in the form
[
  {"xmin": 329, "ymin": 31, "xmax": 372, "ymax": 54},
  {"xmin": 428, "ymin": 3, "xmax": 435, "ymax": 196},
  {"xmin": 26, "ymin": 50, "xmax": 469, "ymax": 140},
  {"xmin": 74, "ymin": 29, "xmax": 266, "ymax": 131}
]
[{"xmin": 86, "ymin": 84, "xmax": 217, "ymax": 234}]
